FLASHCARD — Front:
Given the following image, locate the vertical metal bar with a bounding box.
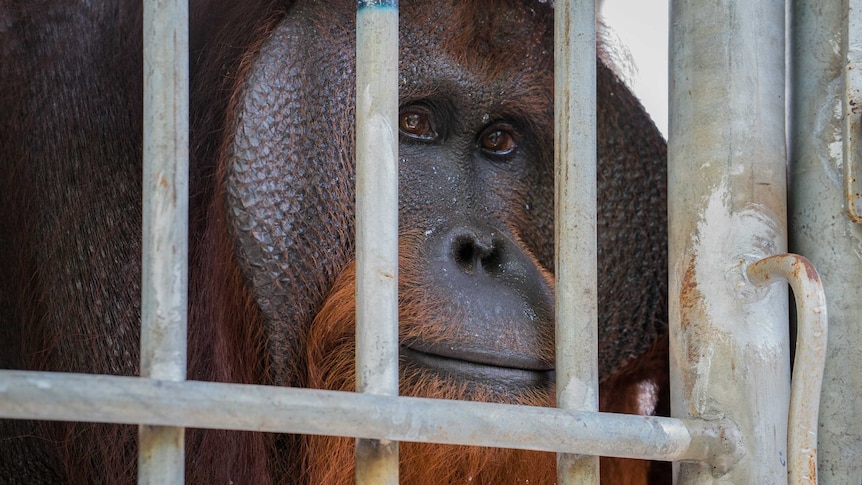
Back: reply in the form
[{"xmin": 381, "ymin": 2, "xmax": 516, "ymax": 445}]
[
  {"xmin": 789, "ymin": 0, "xmax": 862, "ymax": 482},
  {"xmin": 669, "ymin": 0, "xmax": 789, "ymax": 483},
  {"xmin": 140, "ymin": 0, "xmax": 189, "ymax": 483},
  {"xmin": 844, "ymin": 0, "xmax": 862, "ymax": 223},
  {"xmin": 355, "ymin": 1, "xmax": 399, "ymax": 484},
  {"xmin": 554, "ymin": 0, "xmax": 599, "ymax": 483}
]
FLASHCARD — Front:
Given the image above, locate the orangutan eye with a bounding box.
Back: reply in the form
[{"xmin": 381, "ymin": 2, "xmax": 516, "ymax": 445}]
[
  {"xmin": 399, "ymin": 107, "xmax": 438, "ymax": 140},
  {"xmin": 479, "ymin": 124, "xmax": 517, "ymax": 156}
]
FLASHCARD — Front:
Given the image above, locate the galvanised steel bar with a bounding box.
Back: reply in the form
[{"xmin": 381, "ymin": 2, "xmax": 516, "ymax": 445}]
[
  {"xmin": 554, "ymin": 0, "xmax": 599, "ymax": 483},
  {"xmin": 355, "ymin": 1, "xmax": 400, "ymax": 483},
  {"xmin": 140, "ymin": 0, "xmax": 189, "ymax": 482},
  {"xmin": 0, "ymin": 370, "xmax": 743, "ymax": 468},
  {"xmin": 844, "ymin": 0, "xmax": 862, "ymax": 223},
  {"xmin": 789, "ymin": 0, "xmax": 862, "ymax": 481},
  {"xmin": 748, "ymin": 254, "xmax": 828, "ymax": 484},
  {"xmin": 669, "ymin": 0, "xmax": 790, "ymax": 483}
]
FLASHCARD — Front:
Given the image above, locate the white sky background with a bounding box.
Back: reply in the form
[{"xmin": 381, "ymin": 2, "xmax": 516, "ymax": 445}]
[{"xmin": 600, "ymin": 0, "xmax": 669, "ymax": 137}]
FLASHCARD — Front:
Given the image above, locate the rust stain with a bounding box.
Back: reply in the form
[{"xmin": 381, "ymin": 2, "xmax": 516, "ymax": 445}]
[
  {"xmin": 808, "ymin": 448, "xmax": 817, "ymax": 482},
  {"xmin": 677, "ymin": 256, "xmax": 710, "ymax": 412},
  {"xmin": 679, "ymin": 258, "xmax": 699, "ymax": 330},
  {"xmin": 799, "ymin": 257, "xmax": 819, "ymax": 282}
]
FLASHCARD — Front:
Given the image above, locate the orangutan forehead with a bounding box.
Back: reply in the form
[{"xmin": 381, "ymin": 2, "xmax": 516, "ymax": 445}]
[{"xmin": 400, "ymin": 1, "xmax": 554, "ymax": 68}]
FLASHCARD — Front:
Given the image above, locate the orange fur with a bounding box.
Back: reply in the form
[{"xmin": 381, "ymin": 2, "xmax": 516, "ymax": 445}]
[
  {"xmin": 304, "ymin": 257, "xmax": 556, "ymax": 484},
  {"xmin": 303, "ymin": 238, "xmax": 669, "ymax": 484},
  {"xmin": 598, "ymin": 335, "xmax": 671, "ymax": 484}
]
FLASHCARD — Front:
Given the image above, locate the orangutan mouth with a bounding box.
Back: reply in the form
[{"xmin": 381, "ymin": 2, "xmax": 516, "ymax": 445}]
[{"xmin": 400, "ymin": 347, "xmax": 555, "ymax": 390}]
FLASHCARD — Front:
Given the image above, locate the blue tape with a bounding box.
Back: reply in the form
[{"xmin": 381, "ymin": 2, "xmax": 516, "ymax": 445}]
[{"xmin": 358, "ymin": 0, "xmax": 397, "ymax": 9}]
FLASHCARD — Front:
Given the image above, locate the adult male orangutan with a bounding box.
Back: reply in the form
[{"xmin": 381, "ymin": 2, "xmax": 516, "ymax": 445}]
[{"xmin": 0, "ymin": 0, "xmax": 668, "ymax": 483}]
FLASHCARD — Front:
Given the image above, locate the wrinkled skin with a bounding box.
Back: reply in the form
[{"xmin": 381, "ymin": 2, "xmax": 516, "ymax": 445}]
[{"xmin": 0, "ymin": 0, "xmax": 668, "ymax": 483}]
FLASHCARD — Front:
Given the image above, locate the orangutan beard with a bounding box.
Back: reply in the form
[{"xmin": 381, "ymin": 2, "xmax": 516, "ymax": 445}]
[
  {"xmin": 302, "ymin": 248, "xmax": 558, "ymax": 484},
  {"xmin": 301, "ymin": 233, "xmax": 663, "ymax": 484}
]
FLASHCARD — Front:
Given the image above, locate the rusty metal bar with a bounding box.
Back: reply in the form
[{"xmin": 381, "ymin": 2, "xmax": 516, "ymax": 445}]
[
  {"xmin": 140, "ymin": 0, "xmax": 189, "ymax": 482},
  {"xmin": 554, "ymin": 0, "xmax": 599, "ymax": 483},
  {"xmin": 668, "ymin": 0, "xmax": 790, "ymax": 482},
  {"xmin": 747, "ymin": 254, "xmax": 828, "ymax": 484},
  {"xmin": 0, "ymin": 370, "xmax": 743, "ymax": 468},
  {"xmin": 788, "ymin": 1, "xmax": 862, "ymax": 481},
  {"xmin": 354, "ymin": 1, "xmax": 400, "ymax": 483}
]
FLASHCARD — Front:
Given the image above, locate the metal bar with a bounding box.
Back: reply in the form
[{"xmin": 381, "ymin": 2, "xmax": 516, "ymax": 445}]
[
  {"xmin": 554, "ymin": 0, "xmax": 599, "ymax": 483},
  {"xmin": 668, "ymin": 0, "xmax": 789, "ymax": 483},
  {"xmin": 789, "ymin": 1, "xmax": 862, "ymax": 481},
  {"xmin": 355, "ymin": 1, "xmax": 399, "ymax": 483},
  {"xmin": 0, "ymin": 370, "xmax": 742, "ymax": 468},
  {"xmin": 141, "ymin": 0, "xmax": 189, "ymax": 483},
  {"xmin": 844, "ymin": 0, "xmax": 862, "ymax": 223},
  {"xmin": 747, "ymin": 254, "xmax": 828, "ymax": 484}
]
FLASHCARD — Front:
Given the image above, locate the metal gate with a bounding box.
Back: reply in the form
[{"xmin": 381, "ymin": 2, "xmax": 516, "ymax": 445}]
[{"xmin": 2, "ymin": 0, "xmax": 860, "ymax": 483}]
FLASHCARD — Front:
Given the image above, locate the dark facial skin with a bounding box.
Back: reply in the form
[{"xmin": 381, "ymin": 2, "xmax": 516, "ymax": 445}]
[
  {"xmin": 226, "ymin": 0, "xmax": 559, "ymax": 396},
  {"xmin": 227, "ymin": 0, "xmax": 665, "ymax": 398},
  {"xmin": 394, "ymin": 15, "xmax": 558, "ymax": 393}
]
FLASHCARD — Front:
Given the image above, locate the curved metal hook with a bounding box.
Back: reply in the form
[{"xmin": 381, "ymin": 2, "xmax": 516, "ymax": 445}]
[{"xmin": 747, "ymin": 254, "xmax": 828, "ymax": 485}]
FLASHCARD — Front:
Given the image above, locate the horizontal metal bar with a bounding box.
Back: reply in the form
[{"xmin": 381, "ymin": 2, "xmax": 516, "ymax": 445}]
[{"xmin": 0, "ymin": 370, "xmax": 741, "ymax": 468}]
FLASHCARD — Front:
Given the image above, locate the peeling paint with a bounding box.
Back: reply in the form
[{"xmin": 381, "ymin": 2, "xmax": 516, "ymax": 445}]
[
  {"xmin": 691, "ymin": 181, "xmax": 785, "ymax": 350},
  {"xmin": 815, "ymin": 76, "xmax": 845, "ymax": 187},
  {"xmin": 558, "ymin": 377, "xmax": 598, "ymax": 413}
]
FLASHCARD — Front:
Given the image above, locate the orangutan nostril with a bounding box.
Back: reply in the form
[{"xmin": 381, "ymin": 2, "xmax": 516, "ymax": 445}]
[{"xmin": 451, "ymin": 232, "xmax": 504, "ymax": 276}]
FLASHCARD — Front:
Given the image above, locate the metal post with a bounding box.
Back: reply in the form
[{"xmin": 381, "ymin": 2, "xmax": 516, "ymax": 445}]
[
  {"xmin": 668, "ymin": 0, "xmax": 789, "ymax": 483},
  {"xmin": 789, "ymin": 0, "xmax": 862, "ymax": 482},
  {"xmin": 554, "ymin": 0, "xmax": 599, "ymax": 483},
  {"xmin": 355, "ymin": 1, "xmax": 399, "ymax": 483},
  {"xmin": 140, "ymin": 0, "xmax": 189, "ymax": 483}
]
